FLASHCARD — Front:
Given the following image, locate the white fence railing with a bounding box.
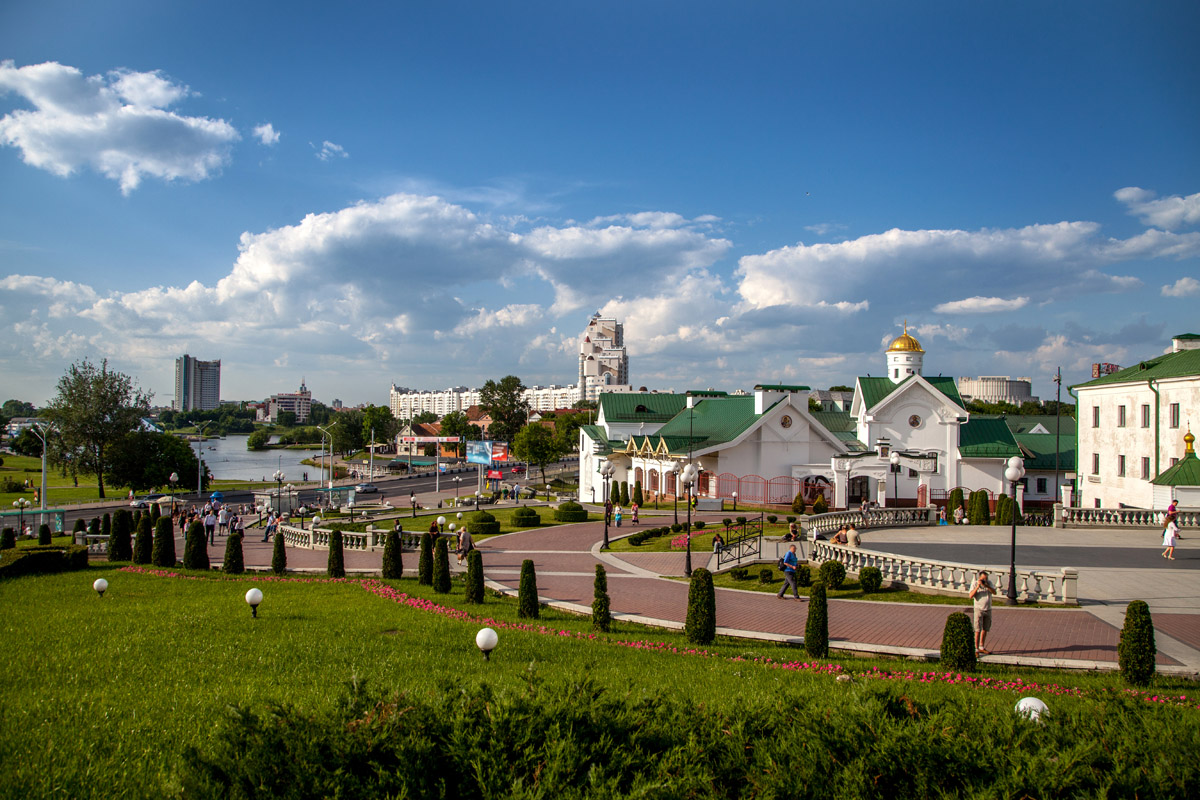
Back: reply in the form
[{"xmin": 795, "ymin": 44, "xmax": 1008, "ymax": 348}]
[
  {"xmin": 1057, "ymin": 505, "xmax": 1198, "ymax": 530},
  {"xmin": 279, "ymin": 524, "xmax": 436, "ymax": 552},
  {"xmin": 803, "ymin": 507, "xmax": 937, "ymax": 537},
  {"xmin": 810, "ymin": 540, "xmax": 1077, "ymax": 605}
]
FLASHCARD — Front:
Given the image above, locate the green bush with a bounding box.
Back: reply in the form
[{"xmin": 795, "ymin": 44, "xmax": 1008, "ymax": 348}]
[
  {"xmin": 38, "ymin": 523, "xmax": 52, "ymax": 546},
  {"xmin": 465, "ymin": 550, "xmax": 484, "ymax": 604},
  {"xmin": 948, "ymin": 488, "xmax": 965, "ymax": 522},
  {"xmin": 151, "ymin": 517, "xmax": 175, "ymax": 567},
  {"xmin": 795, "ymin": 564, "xmax": 812, "ymax": 587},
  {"xmin": 730, "ymin": 567, "xmax": 748, "ymax": 581},
  {"xmin": 432, "ymin": 536, "xmax": 451, "ymax": 593},
  {"xmin": 968, "ymin": 490, "xmax": 991, "ymax": 525},
  {"xmin": 223, "ymin": 533, "xmax": 245, "ymax": 575},
  {"xmin": 73, "ymin": 518, "xmax": 86, "ymax": 537},
  {"xmin": 271, "ymin": 527, "xmax": 287, "ymax": 575},
  {"xmin": 722, "ymin": 518, "xmax": 732, "ymax": 527},
  {"xmin": 767, "ymin": 515, "xmax": 777, "ymax": 524},
  {"xmin": 0, "ymin": 528, "xmax": 13, "ymax": 550},
  {"xmin": 791, "ymin": 492, "xmax": 806, "ymax": 514},
  {"xmin": 0, "ymin": 544, "xmax": 89, "ymax": 579},
  {"xmin": 1118, "ymin": 600, "xmax": 1157, "ymax": 687},
  {"xmin": 671, "ymin": 523, "xmax": 682, "ymax": 533},
  {"xmin": 553, "ymin": 501, "xmax": 588, "ymax": 523},
  {"xmin": 758, "ymin": 568, "xmax": 774, "ymax": 584},
  {"xmin": 940, "ymin": 612, "xmax": 977, "ymax": 671},
  {"xmin": 133, "ymin": 515, "xmax": 153, "ymax": 564},
  {"xmin": 818, "ymin": 559, "xmax": 846, "ymax": 590},
  {"xmin": 102, "ymin": 513, "xmax": 111, "ymax": 539},
  {"xmin": 619, "ymin": 481, "xmax": 630, "ymax": 507},
  {"xmin": 859, "ymin": 566, "xmax": 883, "ymax": 594},
  {"xmin": 88, "ymin": 517, "xmax": 100, "ymax": 538},
  {"xmin": 183, "ymin": 521, "xmax": 209, "ymax": 571},
  {"xmin": 592, "ymin": 564, "xmax": 611, "ymax": 632},
  {"xmin": 632, "ymin": 481, "xmax": 643, "ymax": 507},
  {"xmin": 468, "ymin": 509, "xmax": 501, "ymax": 536},
  {"xmin": 994, "ymin": 493, "xmax": 1011, "ymax": 526},
  {"xmin": 694, "ymin": 520, "xmax": 706, "ymax": 529},
  {"xmin": 511, "ymin": 506, "xmax": 540, "ymax": 527},
  {"xmin": 418, "ymin": 533, "xmax": 433, "ymax": 585},
  {"xmin": 109, "ymin": 510, "xmax": 132, "ymax": 561},
  {"xmin": 736, "ymin": 516, "xmax": 747, "ymax": 525},
  {"xmin": 381, "ymin": 531, "xmax": 403, "ymax": 579},
  {"xmin": 786, "ymin": 516, "xmax": 796, "ymax": 523},
  {"xmin": 812, "ymin": 495, "xmax": 828, "ymax": 515},
  {"xmin": 327, "ymin": 531, "xmax": 345, "ymax": 578},
  {"xmin": 518, "ymin": 559, "xmax": 539, "ymax": 619},
  {"xmin": 805, "ymin": 580, "xmax": 829, "ymax": 657},
  {"xmin": 685, "ymin": 568, "xmax": 716, "ymax": 645}
]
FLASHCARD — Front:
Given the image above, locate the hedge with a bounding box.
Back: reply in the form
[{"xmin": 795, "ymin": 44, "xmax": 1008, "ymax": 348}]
[
  {"xmin": 592, "ymin": 563, "xmax": 611, "ymax": 632},
  {"xmin": 223, "ymin": 533, "xmax": 245, "ymax": 575},
  {"xmin": 432, "ymin": 536, "xmax": 451, "ymax": 593},
  {"xmin": 553, "ymin": 502, "xmax": 589, "ymax": 523},
  {"xmin": 464, "ymin": 550, "xmax": 484, "ymax": 604},
  {"xmin": 940, "ymin": 612, "xmax": 977, "ymax": 671},
  {"xmin": 0, "ymin": 544, "xmax": 89, "ymax": 580},
  {"xmin": 468, "ymin": 510, "xmax": 501, "ymax": 537},
  {"xmin": 685, "ymin": 568, "xmax": 716, "ymax": 645},
  {"xmin": 511, "ymin": 506, "xmax": 541, "ymax": 527}
]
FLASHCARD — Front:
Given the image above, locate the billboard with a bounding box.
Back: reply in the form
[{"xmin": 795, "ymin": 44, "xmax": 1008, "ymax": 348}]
[
  {"xmin": 400, "ymin": 436, "xmax": 460, "ymax": 443},
  {"xmin": 491, "ymin": 442, "xmax": 509, "ymax": 463},
  {"xmin": 466, "ymin": 440, "xmax": 510, "ymax": 465}
]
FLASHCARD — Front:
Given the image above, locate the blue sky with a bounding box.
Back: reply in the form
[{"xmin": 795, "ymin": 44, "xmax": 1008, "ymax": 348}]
[{"xmin": 2, "ymin": 1, "xmax": 1198, "ymax": 408}]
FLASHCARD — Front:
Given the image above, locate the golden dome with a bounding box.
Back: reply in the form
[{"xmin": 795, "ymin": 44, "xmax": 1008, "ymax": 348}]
[
  {"xmin": 887, "ymin": 321, "xmax": 924, "ymax": 353},
  {"xmin": 1186, "ymin": 428, "xmax": 1195, "ymax": 454}
]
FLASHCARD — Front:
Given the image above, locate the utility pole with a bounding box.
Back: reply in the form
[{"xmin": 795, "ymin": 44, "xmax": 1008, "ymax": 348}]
[{"xmin": 1053, "ymin": 367, "xmax": 1062, "ymax": 504}]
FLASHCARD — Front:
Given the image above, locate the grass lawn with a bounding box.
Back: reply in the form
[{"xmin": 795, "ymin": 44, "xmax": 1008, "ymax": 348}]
[
  {"xmin": 1, "ymin": 564, "xmax": 1198, "ymax": 797},
  {"xmin": 320, "ymin": 505, "xmax": 603, "ymax": 539}
]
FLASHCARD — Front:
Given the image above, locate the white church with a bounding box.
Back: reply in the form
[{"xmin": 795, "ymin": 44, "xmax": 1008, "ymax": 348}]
[{"xmin": 578, "ymin": 325, "xmax": 1021, "ymax": 510}]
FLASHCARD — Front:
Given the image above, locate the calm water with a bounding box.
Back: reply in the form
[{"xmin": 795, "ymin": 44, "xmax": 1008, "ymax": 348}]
[{"xmin": 198, "ymin": 435, "xmax": 323, "ymax": 482}]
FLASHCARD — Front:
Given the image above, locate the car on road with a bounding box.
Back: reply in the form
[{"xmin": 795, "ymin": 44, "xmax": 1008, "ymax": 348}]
[
  {"xmin": 354, "ymin": 483, "xmax": 378, "ymax": 494},
  {"xmin": 510, "ymin": 465, "xmax": 526, "ymax": 474},
  {"xmin": 129, "ymin": 493, "xmax": 166, "ymax": 508}
]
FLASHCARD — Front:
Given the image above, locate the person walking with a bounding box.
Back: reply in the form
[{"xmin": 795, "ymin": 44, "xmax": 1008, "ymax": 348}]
[
  {"xmin": 457, "ymin": 527, "xmax": 474, "ymax": 565},
  {"xmin": 954, "ymin": 503, "xmax": 965, "ymax": 525},
  {"xmin": 631, "ymin": 502, "xmax": 639, "ymax": 525},
  {"xmin": 777, "ymin": 544, "xmax": 802, "ymax": 600},
  {"xmin": 217, "ymin": 506, "xmax": 229, "ymax": 536},
  {"xmin": 204, "ymin": 509, "xmax": 218, "ymax": 546},
  {"xmin": 1162, "ymin": 516, "xmax": 1180, "ymax": 560},
  {"xmin": 614, "ymin": 506, "xmax": 623, "ymax": 528},
  {"xmin": 969, "ymin": 570, "xmax": 996, "ymax": 655}
]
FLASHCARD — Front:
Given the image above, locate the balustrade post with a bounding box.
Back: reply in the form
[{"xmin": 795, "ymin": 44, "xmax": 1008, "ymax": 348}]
[{"xmin": 1060, "ymin": 568, "xmax": 1078, "ymax": 604}]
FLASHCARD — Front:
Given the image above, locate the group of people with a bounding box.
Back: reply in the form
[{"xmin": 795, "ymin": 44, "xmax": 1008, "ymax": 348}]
[
  {"xmin": 421, "ymin": 517, "xmax": 476, "ymax": 565},
  {"xmin": 1162, "ymin": 499, "xmax": 1183, "ymax": 560},
  {"xmin": 172, "ymin": 501, "xmax": 249, "ymax": 546},
  {"xmin": 604, "ymin": 500, "xmax": 639, "ymax": 527}
]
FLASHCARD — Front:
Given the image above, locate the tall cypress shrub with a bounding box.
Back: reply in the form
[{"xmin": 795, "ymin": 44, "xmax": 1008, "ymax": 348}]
[
  {"xmin": 327, "ymin": 530, "xmax": 345, "ymax": 578},
  {"xmin": 994, "ymin": 494, "xmax": 1012, "ymax": 526},
  {"xmin": 619, "ymin": 481, "xmax": 630, "ymax": 507},
  {"xmin": 432, "ymin": 536, "xmax": 451, "ymax": 593},
  {"xmin": 1118, "ymin": 600, "xmax": 1157, "ymax": 687},
  {"xmin": 223, "ymin": 532, "xmax": 245, "ymax": 574},
  {"xmin": 109, "ymin": 510, "xmax": 132, "ymax": 561},
  {"xmin": 948, "ymin": 488, "xmax": 965, "ymax": 522},
  {"xmin": 791, "ymin": 492, "xmax": 807, "ymax": 515},
  {"xmin": 102, "ymin": 512, "xmax": 111, "ymax": 538},
  {"xmin": 271, "ymin": 527, "xmax": 287, "ymax": 575},
  {"xmin": 805, "ymin": 580, "xmax": 829, "ymax": 657},
  {"xmin": 183, "ymin": 521, "xmax": 209, "ymax": 570},
  {"xmin": 592, "ymin": 563, "xmax": 612, "ymax": 632},
  {"xmin": 940, "ymin": 612, "xmax": 977, "ymax": 671},
  {"xmin": 632, "ymin": 481, "xmax": 644, "ymax": 507},
  {"xmin": 133, "ymin": 515, "xmax": 153, "ymax": 564},
  {"xmin": 150, "ymin": 503, "xmax": 160, "ymax": 524},
  {"xmin": 89, "ymin": 517, "xmax": 101, "ymax": 538},
  {"xmin": 418, "ymin": 532, "xmax": 433, "ymax": 586},
  {"xmin": 38, "ymin": 523, "xmax": 52, "ymax": 546},
  {"xmin": 151, "ymin": 517, "xmax": 176, "ymax": 567},
  {"xmin": 72, "ymin": 518, "xmax": 86, "ymax": 543},
  {"xmin": 465, "ymin": 550, "xmax": 484, "ymax": 603},
  {"xmin": 381, "ymin": 530, "xmax": 403, "ymax": 579},
  {"xmin": 517, "ymin": 559, "xmax": 539, "ymax": 619},
  {"xmin": 0, "ymin": 528, "xmax": 14, "ymax": 550},
  {"xmin": 684, "ymin": 568, "xmax": 716, "ymax": 645}
]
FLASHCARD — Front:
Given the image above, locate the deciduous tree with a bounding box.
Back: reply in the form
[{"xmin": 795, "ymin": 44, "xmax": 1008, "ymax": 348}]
[
  {"xmin": 512, "ymin": 423, "xmax": 562, "ymax": 486},
  {"xmin": 479, "ymin": 375, "xmax": 529, "ymax": 442}
]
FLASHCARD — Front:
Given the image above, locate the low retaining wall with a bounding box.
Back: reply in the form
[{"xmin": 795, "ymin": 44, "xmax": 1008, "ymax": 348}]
[
  {"xmin": 810, "ymin": 540, "xmax": 1077, "ymax": 605},
  {"xmin": 1057, "ymin": 505, "xmax": 1199, "ymax": 530}
]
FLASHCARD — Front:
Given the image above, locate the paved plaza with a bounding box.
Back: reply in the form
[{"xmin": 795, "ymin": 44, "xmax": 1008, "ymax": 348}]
[{"xmin": 179, "ymin": 497, "xmax": 1200, "ymax": 676}]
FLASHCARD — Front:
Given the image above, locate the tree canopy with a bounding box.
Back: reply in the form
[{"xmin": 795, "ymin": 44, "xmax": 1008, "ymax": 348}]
[
  {"xmin": 361, "ymin": 405, "xmax": 397, "ymax": 448},
  {"xmin": 106, "ymin": 431, "xmax": 204, "ymax": 494},
  {"xmin": 480, "ymin": 375, "xmax": 529, "ymax": 442},
  {"xmin": 512, "ymin": 423, "xmax": 562, "ymax": 485},
  {"xmin": 439, "ymin": 410, "xmax": 482, "ymax": 457}
]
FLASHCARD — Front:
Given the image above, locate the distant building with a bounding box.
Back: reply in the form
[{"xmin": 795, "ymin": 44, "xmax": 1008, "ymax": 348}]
[
  {"xmin": 266, "ymin": 379, "xmax": 313, "ymax": 423},
  {"xmin": 578, "ymin": 313, "xmax": 630, "ymax": 402},
  {"xmin": 957, "ymin": 376, "xmax": 1038, "ymax": 406},
  {"xmin": 174, "ymin": 355, "xmax": 221, "ymax": 411}
]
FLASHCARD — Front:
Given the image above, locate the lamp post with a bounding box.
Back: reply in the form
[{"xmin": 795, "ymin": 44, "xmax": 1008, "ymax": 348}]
[
  {"xmin": 600, "ymin": 461, "xmax": 615, "ymax": 550},
  {"xmin": 669, "ymin": 462, "xmax": 680, "ymax": 525},
  {"xmin": 284, "ymin": 484, "xmax": 294, "ymax": 522},
  {"xmin": 273, "ymin": 470, "xmax": 284, "ymax": 520},
  {"xmin": 681, "ymin": 463, "xmax": 698, "ymax": 576},
  {"xmin": 475, "ymin": 491, "xmax": 481, "ymax": 513},
  {"xmin": 732, "ymin": 491, "xmax": 738, "ymax": 513},
  {"xmin": 1005, "ymin": 455, "xmax": 1026, "ymax": 606},
  {"xmin": 455, "ymin": 476, "xmax": 461, "ymax": 504},
  {"xmin": 317, "ymin": 421, "xmax": 338, "ymax": 494},
  {"xmin": 169, "ymin": 472, "xmax": 178, "ymax": 510},
  {"xmin": 13, "ymin": 498, "xmax": 30, "ymax": 535},
  {"xmin": 889, "ymin": 451, "xmax": 901, "ymax": 508},
  {"xmin": 195, "ymin": 420, "xmax": 212, "ymax": 496}
]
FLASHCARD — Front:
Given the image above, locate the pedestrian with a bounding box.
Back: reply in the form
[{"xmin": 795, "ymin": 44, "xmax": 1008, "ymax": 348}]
[
  {"xmin": 604, "ymin": 499, "xmax": 612, "ymax": 524},
  {"xmin": 712, "ymin": 531, "xmax": 725, "ymax": 554},
  {"xmin": 218, "ymin": 506, "xmax": 229, "ymax": 536},
  {"xmin": 846, "ymin": 523, "xmax": 860, "ymax": 548},
  {"xmin": 614, "ymin": 506, "xmax": 623, "ymax": 528},
  {"xmin": 953, "ymin": 503, "xmax": 965, "ymax": 525},
  {"xmin": 631, "ymin": 502, "xmax": 639, "ymax": 525},
  {"xmin": 859, "ymin": 498, "xmax": 869, "ymax": 529},
  {"xmin": 1162, "ymin": 516, "xmax": 1180, "ymax": 560},
  {"xmin": 969, "ymin": 570, "xmax": 996, "ymax": 655},
  {"xmin": 262, "ymin": 512, "xmax": 275, "ymax": 543},
  {"xmin": 457, "ymin": 527, "xmax": 474, "ymax": 565},
  {"xmin": 236, "ymin": 514, "xmax": 246, "ymax": 538},
  {"xmin": 776, "ymin": 544, "xmax": 801, "ymax": 600},
  {"xmin": 939, "ymin": 506, "xmax": 948, "ymax": 525},
  {"xmin": 204, "ymin": 509, "xmax": 217, "ymax": 546}
]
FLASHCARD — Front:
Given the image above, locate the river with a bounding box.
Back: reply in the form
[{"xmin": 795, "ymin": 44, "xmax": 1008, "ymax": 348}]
[{"xmin": 197, "ymin": 435, "xmax": 323, "ymax": 482}]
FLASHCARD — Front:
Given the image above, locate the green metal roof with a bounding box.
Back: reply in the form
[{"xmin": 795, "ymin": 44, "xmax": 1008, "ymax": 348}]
[
  {"xmin": 1072, "ymin": 347, "xmax": 1200, "ymax": 389},
  {"xmin": 958, "ymin": 417, "xmax": 1022, "ymax": 458},
  {"xmin": 1001, "ymin": 415, "xmax": 1077, "ymax": 436},
  {"xmin": 598, "ymin": 393, "xmax": 687, "ymax": 423},
  {"xmin": 1152, "ymin": 450, "xmax": 1200, "ymax": 487},
  {"xmin": 652, "ymin": 397, "xmax": 766, "ymax": 451},
  {"xmin": 857, "ymin": 375, "xmax": 965, "ymax": 410},
  {"xmin": 1012, "ymin": 432, "xmax": 1076, "ymax": 471},
  {"xmin": 809, "ymin": 409, "xmax": 855, "ymax": 432}
]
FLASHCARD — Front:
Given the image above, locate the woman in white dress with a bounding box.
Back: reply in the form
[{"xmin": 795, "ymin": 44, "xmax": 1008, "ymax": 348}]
[{"xmin": 1161, "ymin": 516, "xmax": 1180, "ymax": 560}]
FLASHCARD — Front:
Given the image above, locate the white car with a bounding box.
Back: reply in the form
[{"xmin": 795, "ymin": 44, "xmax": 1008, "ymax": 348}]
[{"xmin": 354, "ymin": 483, "xmax": 378, "ymax": 494}]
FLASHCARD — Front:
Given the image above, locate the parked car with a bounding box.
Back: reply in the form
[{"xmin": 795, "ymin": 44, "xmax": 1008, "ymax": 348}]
[
  {"xmin": 129, "ymin": 493, "xmax": 166, "ymax": 508},
  {"xmin": 354, "ymin": 483, "xmax": 378, "ymax": 494},
  {"xmin": 510, "ymin": 465, "xmax": 526, "ymax": 474}
]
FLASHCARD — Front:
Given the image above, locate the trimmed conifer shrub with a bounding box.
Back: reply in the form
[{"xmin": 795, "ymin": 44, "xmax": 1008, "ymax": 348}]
[
  {"xmin": 223, "ymin": 533, "xmax": 245, "ymax": 574},
  {"xmin": 327, "ymin": 530, "xmax": 345, "ymax": 578},
  {"xmin": 465, "ymin": 549, "xmax": 484, "ymax": 604},
  {"xmin": 948, "ymin": 488, "xmax": 965, "ymax": 522},
  {"xmin": 758, "ymin": 568, "xmax": 774, "ymax": 584},
  {"xmin": 795, "ymin": 564, "xmax": 812, "ymax": 587},
  {"xmin": 791, "ymin": 492, "xmax": 806, "ymax": 514},
  {"xmin": 151, "ymin": 517, "xmax": 176, "ymax": 567},
  {"xmin": 133, "ymin": 515, "xmax": 153, "ymax": 564},
  {"xmin": 685, "ymin": 568, "xmax": 716, "ymax": 645},
  {"xmin": 632, "ymin": 481, "xmax": 644, "ymax": 507},
  {"xmin": 150, "ymin": 503, "xmax": 160, "ymax": 524},
  {"xmin": 1118, "ymin": 600, "xmax": 1157, "ymax": 687},
  {"xmin": 38, "ymin": 523, "xmax": 52, "ymax": 546},
  {"xmin": 72, "ymin": 518, "xmax": 86, "ymax": 539},
  {"xmin": 89, "ymin": 517, "xmax": 101, "ymax": 538},
  {"xmin": 968, "ymin": 490, "xmax": 991, "ymax": 525},
  {"xmin": 271, "ymin": 526, "xmax": 287, "ymax": 575},
  {"xmin": 109, "ymin": 510, "xmax": 132, "ymax": 561},
  {"xmin": 418, "ymin": 532, "xmax": 433, "ymax": 585},
  {"xmin": 432, "ymin": 536, "xmax": 451, "ymax": 593},
  {"xmin": 940, "ymin": 612, "xmax": 977, "ymax": 671},
  {"xmin": 102, "ymin": 513, "xmax": 111, "ymax": 538},
  {"xmin": 818, "ymin": 559, "xmax": 846, "ymax": 590},
  {"xmin": 994, "ymin": 493, "xmax": 1011, "ymax": 526},
  {"xmin": 0, "ymin": 528, "xmax": 14, "ymax": 550},
  {"xmin": 591, "ymin": 563, "xmax": 612, "ymax": 632},
  {"xmin": 805, "ymin": 580, "xmax": 829, "ymax": 657},
  {"xmin": 468, "ymin": 510, "xmax": 501, "ymax": 536},
  {"xmin": 511, "ymin": 506, "xmax": 540, "ymax": 527},
  {"xmin": 183, "ymin": 521, "xmax": 210, "ymax": 571},
  {"xmin": 812, "ymin": 495, "xmax": 829, "ymax": 515},
  {"xmin": 553, "ymin": 501, "xmax": 588, "ymax": 523},
  {"xmin": 381, "ymin": 531, "xmax": 403, "ymax": 579},
  {"xmin": 859, "ymin": 566, "xmax": 883, "ymax": 594},
  {"xmin": 694, "ymin": 520, "xmax": 706, "ymax": 529},
  {"xmin": 517, "ymin": 559, "xmax": 539, "ymax": 619},
  {"xmin": 619, "ymin": 481, "xmax": 629, "ymax": 507}
]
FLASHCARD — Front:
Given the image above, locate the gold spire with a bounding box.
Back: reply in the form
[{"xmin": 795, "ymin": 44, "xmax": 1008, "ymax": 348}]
[{"xmin": 1186, "ymin": 427, "xmax": 1195, "ymax": 454}]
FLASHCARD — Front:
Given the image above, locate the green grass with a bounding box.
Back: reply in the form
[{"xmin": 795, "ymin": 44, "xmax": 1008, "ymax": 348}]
[{"xmin": 606, "ymin": 521, "xmax": 793, "ymax": 553}]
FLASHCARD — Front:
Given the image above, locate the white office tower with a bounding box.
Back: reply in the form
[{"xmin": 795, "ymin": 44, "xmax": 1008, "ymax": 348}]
[
  {"xmin": 174, "ymin": 355, "xmax": 221, "ymax": 411},
  {"xmin": 578, "ymin": 314, "xmax": 629, "ymax": 402}
]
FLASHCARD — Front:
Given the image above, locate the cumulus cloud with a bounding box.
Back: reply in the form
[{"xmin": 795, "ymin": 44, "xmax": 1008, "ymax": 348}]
[
  {"xmin": 1162, "ymin": 276, "xmax": 1200, "ymax": 297},
  {"xmin": 316, "ymin": 140, "xmax": 347, "ymax": 160},
  {"xmin": 1115, "ymin": 187, "xmax": 1200, "ymax": 230},
  {"xmin": 252, "ymin": 123, "xmax": 279, "ymax": 145},
  {"xmin": 0, "ymin": 60, "xmax": 238, "ymax": 194},
  {"xmin": 934, "ymin": 296, "xmax": 1029, "ymax": 314}
]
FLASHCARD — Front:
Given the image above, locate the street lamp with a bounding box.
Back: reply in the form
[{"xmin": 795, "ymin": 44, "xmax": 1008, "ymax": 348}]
[
  {"xmin": 455, "ymin": 476, "xmax": 461, "ymax": 504},
  {"xmin": 889, "ymin": 451, "xmax": 901, "ymax": 508},
  {"xmin": 273, "ymin": 470, "xmax": 285, "ymax": 520},
  {"xmin": 13, "ymin": 498, "xmax": 30, "ymax": 535},
  {"xmin": 600, "ymin": 461, "xmax": 615, "ymax": 550},
  {"xmin": 669, "ymin": 463, "xmax": 680, "ymax": 525},
  {"xmin": 195, "ymin": 420, "xmax": 212, "ymax": 495},
  {"xmin": 732, "ymin": 491, "xmax": 738, "ymax": 513},
  {"xmin": 1005, "ymin": 455, "xmax": 1026, "ymax": 606},
  {"xmin": 681, "ymin": 463, "xmax": 699, "ymax": 576},
  {"xmin": 169, "ymin": 472, "xmax": 178, "ymax": 509},
  {"xmin": 475, "ymin": 491, "xmax": 481, "ymax": 512},
  {"xmin": 284, "ymin": 484, "xmax": 294, "ymax": 522}
]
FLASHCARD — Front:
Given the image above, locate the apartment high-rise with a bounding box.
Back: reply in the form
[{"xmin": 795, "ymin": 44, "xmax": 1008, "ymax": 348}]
[
  {"xmin": 174, "ymin": 355, "xmax": 221, "ymax": 411},
  {"xmin": 578, "ymin": 313, "xmax": 629, "ymax": 402}
]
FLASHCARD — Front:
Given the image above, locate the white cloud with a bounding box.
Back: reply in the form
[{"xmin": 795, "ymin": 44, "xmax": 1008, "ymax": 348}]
[
  {"xmin": 803, "ymin": 222, "xmax": 846, "ymax": 237},
  {"xmin": 316, "ymin": 140, "xmax": 347, "ymax": 160},
  {"xmin": 252, "ymin": 123, "xmax": 280, "ymax": 146},
  {"xmin": 0, "ymin": 60, "xmax": 238, "ymax": 194},
  {"xmin": 934, "ymin": 296, "xmax": 1029, "ymax": 314},
  {"xmin": 450, "ymin": 304, "xmax": 544, "ymax": 337},
  {"xmin": 1115, "ymin": 187, "xmax": 1200, "ymax": 230},
  {"xmin": 1162, "ymin": 276, "xmax": 1200, "ymax": 297}
]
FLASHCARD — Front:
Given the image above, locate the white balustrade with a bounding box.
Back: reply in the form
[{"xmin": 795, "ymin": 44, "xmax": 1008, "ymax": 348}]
[
  {"xmin": 1057, "ymin": 504, "xmax": 1198, "ymax": 530},
  {"xmin": 811, "ymin": 540, "xmax": 1077, "ymax": 605},
  {"xmin": 804, "ymin": 507, "xmax": 937, "ymax": 537}
]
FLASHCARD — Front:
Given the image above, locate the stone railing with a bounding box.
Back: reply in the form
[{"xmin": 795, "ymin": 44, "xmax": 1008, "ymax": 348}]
[
  {"xmin": 279, "ymin": 524, "xmax": 438, "ymax": 552},
  {"xmin": 1057, "ymin": 505, "xmax": 1199, "ymax": 530},
  {"xmin": 803, "ymin": 507, "xmax": 937, "ymax": 537},
  {"xmin": 84, "ymin": 534, "xmax": 110, "ymax": 555},
  {"xmin": 810, "ymin": 540, "xmax": 1077, "ymax": 604}
]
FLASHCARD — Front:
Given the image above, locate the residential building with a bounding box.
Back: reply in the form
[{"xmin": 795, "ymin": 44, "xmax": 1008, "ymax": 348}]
[
  {"xmin": 173, "ymin": 355, "xmax": 221, "ymax": 411},
  {"xmin": 958, "ymin": 376, "xmax": 1038, "ymax": 406},
  {"xmin": 266, "ymin": 379, "xmax": 313, "ymax": 423},
  {"xmin": 578, "ymin": 313, "xmax": 630, "ymax": 402}
]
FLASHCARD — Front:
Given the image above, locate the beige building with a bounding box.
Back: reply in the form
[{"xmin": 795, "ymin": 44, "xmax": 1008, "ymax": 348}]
[{"xmin": 958, "ymin": 375, "xmax": 1038, "ymax": 406}]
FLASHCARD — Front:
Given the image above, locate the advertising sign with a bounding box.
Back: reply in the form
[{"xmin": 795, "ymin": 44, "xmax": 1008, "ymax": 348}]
[
  {"xmin": 491, "ymin": 442, "xmax": 509, "ymax": 463},
  {"xmin": 486, "ymin": 469, "xmax": 503, "ymax": 479},
  {"xmin": 467, "ymin": 440, "xmax": 492, "ymax": 465},
  {"xmin": 400, "ymin": 436, "xmax": 461, "ymax": 443}
]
